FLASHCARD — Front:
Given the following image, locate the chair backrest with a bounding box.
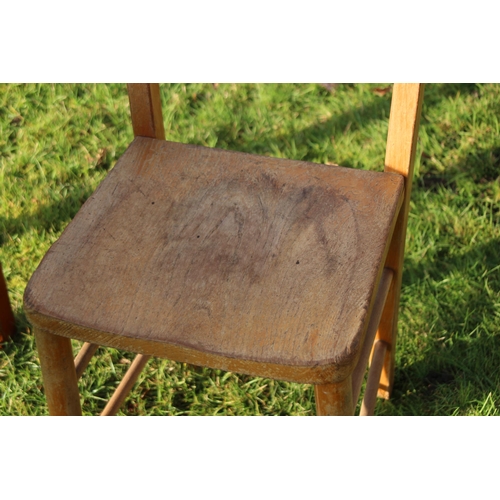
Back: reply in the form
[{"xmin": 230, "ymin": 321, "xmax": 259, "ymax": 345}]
[{"xmin": 127, "ymin": 83, "xmax": 423, "ymax": 162}]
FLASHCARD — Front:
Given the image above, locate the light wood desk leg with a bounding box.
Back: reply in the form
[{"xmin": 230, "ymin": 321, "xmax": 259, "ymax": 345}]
[
  {"xmin": 315, "ymin": 376, "xmax": 353, "ymax": 416},
  {"xmin": 34, "ymin": 328, "xmax": 82, "ymax": 416}
]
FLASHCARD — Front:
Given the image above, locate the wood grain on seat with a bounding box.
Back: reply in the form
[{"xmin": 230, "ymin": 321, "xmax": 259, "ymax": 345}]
[{"xmin": 24, "ymin": 137, "xmax": 403, "ymax": 383}]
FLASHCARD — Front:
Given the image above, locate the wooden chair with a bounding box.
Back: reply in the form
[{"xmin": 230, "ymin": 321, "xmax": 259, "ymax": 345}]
[
  {"xmin": 0, "ymin": 262, "xmax": 16, "ymax": 343},
  {"xmin": 24, "ymin": 83, "xmax": 424, "ymax": 416}
]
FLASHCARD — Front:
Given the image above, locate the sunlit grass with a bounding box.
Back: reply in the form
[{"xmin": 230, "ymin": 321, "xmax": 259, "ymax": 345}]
[{"xmin": 1, "ymin": 83, "xmax": 499, "ymax": 415}]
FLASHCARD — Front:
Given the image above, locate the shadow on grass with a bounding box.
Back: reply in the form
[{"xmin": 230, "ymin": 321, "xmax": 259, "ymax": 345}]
[
  {"xmin": 0, "ymin": 185, "xmax": 95, "ymax": 246},
  {"xmin": 199, "ymin": 83, "xmax": 483, "ymax": 167},
  {"xmin": 385, "ymin": 235, "xmax": 500, "ymax": 415},
  {"xmin": 213, "ymin": 90, "xmax": 392, "ymax": 165}
]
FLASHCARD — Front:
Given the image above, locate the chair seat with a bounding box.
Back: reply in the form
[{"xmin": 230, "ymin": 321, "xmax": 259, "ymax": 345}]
[{"xmin": 24, "ymin": 137, "xmax": 404, "ymax": 384}]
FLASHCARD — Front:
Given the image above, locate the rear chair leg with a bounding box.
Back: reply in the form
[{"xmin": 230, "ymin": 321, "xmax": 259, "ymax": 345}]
[
  {"xmin": 361, "ymin": 340, "xmax": 389, "ymax": 416},
  {"xmin": 374, "ymin": 273, "xmax": 400, "ymax": 399},
  {"xmin": 0, "ymin": 263, "xmax": 15, "ymax": 342},
  {"xmin": 34, "ymin": 328, "xmax": 82, "ymax": 415},
  {"xmin": 315, "ymin": 376, "xmax": 353, "ymax": 416}
]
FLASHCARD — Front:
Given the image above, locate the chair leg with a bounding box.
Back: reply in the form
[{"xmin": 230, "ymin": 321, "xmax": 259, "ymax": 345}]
[
  {"xmin": 0, "ymin": 263, "xmax": 16, "ymax": 343},
  {"xmin": 360, "ymin": 340, "xmax": 388, "ymax": 416},
  {"xmin": 374, "ymin": 272, "xmax": 400, "ymax": 400},
  {"xmin": 314, "ymin": 376, "xmax": 353, "ymax": 416},
  {"xmin": 374, "ymin": 212, "xmax": 407, "ymax": 400},
  {"xmin": 34, "ymin": 328, "xmax": 82, "ymax": 415},
  {"xmin": 380, "ymin": 84, "xmax": 424, "ymax": 399}
]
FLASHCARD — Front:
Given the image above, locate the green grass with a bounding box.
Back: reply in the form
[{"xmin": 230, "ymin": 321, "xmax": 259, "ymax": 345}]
[{"xmin": 1, "ymin": 83, "xmax": 499, "ymax": 415}]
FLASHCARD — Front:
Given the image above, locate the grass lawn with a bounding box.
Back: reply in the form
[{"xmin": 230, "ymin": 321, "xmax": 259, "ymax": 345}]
[{"xmin": 1, "ymin": 83, "xmax": 499, "ymax": 415}]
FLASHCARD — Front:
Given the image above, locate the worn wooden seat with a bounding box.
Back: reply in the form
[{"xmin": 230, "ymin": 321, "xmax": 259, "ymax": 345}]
[{"xmin": 24, "ymin": 84, "xmax": 424, "ymax": 415}]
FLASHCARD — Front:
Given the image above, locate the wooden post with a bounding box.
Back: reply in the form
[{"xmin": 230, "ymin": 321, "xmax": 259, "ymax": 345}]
[
  {"xmin": 127, "ymin": 84, "xmax": 165, "ymax": 140},
  {"xmin": 376, "ymin": 83, "xmax": 425, "ymax": 398},
  {"xmin": 315, "ymin": 376, "xmax": 354, "ymax": 416},
  {"xmin": 0, "ymin": 263, "xmax": 15, "ymax": 343},
  {"xmin": 34, "ymin": 328, "xmax": 82, "ymax": 415}
]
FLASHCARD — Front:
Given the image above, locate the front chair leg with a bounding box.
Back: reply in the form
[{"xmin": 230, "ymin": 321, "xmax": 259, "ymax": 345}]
[
  {"xmin": 34, "ymin": 328, "xmax": 82, "ymax": 415},
  {"xmin": 314, "ymin": 376, "xmax": 353, "ymax": 416}
]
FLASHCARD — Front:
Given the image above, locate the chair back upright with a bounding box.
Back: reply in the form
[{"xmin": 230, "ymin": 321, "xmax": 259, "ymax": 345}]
[{"xmin": 379, "ymin": 83, "xmax": 425, "ymax": 397}]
